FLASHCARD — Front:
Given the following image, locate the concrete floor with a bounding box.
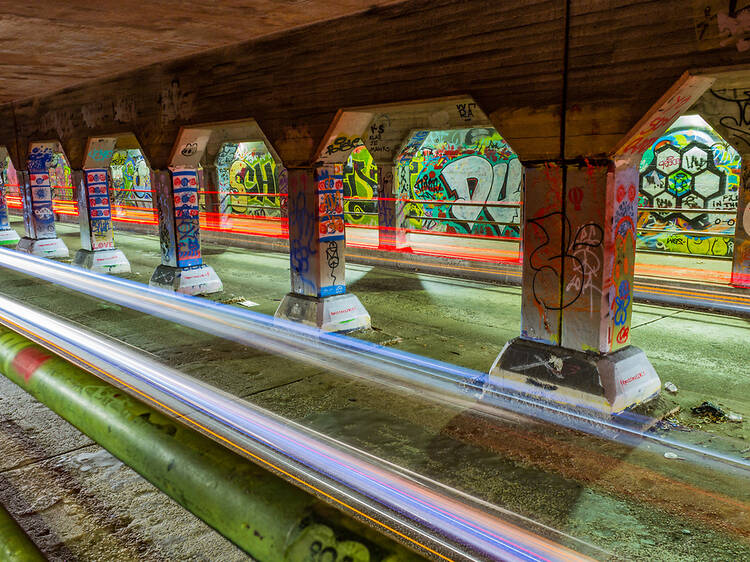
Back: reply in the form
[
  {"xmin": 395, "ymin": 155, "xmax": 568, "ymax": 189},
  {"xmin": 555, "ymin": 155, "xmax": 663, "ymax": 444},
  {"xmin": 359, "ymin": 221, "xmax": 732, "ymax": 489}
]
[{"xmin": 0, "ymin": 220, "xmax": 749, "ymax": 561}]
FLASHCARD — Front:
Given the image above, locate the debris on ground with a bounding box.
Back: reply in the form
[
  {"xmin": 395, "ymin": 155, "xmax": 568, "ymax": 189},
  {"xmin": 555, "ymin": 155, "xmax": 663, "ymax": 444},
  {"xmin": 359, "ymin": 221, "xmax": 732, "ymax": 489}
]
[
  {"xmin": 664, "ymin": 381, "xmax": 678, "ymax": 394},
  {"xmin": 378, "ymin": 336, "xmax": 403, "ymax": 346},
  {"xmin": 217, "ymin": 295, "xmax": 247, "ymax": 305},
  {"xmin": 691, "ymin": 401, "xmax": 727, "ymax": 422},
  {"xmin": 653, "ymin": 415, "xmax": 691, "ymax": 432},
  {"xmin": 664, "ymin": 452, "xmax": 685, "ymax": 460},
  {"xmin": 727, "ymin": 412, "xmax": 743, "ymax": 423}
]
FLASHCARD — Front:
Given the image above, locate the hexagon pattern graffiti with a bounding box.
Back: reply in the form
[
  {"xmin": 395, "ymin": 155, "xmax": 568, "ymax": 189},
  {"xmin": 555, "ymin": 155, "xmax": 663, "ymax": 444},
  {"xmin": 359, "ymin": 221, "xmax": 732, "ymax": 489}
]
[{"xmin": 638, "ymin": 116, "xmax": 740, "ymax": 257}]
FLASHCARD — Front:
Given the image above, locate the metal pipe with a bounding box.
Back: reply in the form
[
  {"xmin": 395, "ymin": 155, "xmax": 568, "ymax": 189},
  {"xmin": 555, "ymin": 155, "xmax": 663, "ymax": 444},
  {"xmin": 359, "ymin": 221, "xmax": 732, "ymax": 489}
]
[
  {"xmin": 0, "ymin": 502, "xmax": 46, "ymax": 562},
  {"xmin": 0, "ymin": 326, "xmax": 427, "ymax": 562}
]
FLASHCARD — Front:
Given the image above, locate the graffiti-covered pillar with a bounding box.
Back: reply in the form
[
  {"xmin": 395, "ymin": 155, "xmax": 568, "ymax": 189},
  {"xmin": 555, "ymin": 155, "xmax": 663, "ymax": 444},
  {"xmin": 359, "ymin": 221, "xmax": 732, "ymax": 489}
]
[
  {"xmin": 149, "ymin": 168, "xmax": 222, "ymax": 295},
  {"xmin": 16, "ymin": 143, "xmax": 69, "ymax": 258},
  {"xmin": 375, "ymin": 163, "xmax": 409, "ymax": 250},
  {"xmin": 275, "ymin": 165, "xmax": 370, "ymax": 331},
  {"xmin": 72, "ymin": 138, "xmax": 131, "ymax": 273},
  {"xmin": 0, "ymin": 151, "xmax": 20, "ymax": 246},
  {"xmin": 490, "ymin": 160, "xmax": 660, "ymax": 414},
  {"xmin": 731, "ymin": 159, "xmax": 750, "ymax": 287}
]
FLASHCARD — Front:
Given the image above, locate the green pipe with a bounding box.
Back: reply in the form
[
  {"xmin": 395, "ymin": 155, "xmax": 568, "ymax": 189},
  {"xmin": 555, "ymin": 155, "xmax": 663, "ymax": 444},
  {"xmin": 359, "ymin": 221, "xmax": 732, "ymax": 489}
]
[
  {"xmin": 0, "ymin": 327, "xmax": 427, "ymax": 562},
  {"xmin": 0, "ymin": 501, "xmax": 46, "ymax": 562}
]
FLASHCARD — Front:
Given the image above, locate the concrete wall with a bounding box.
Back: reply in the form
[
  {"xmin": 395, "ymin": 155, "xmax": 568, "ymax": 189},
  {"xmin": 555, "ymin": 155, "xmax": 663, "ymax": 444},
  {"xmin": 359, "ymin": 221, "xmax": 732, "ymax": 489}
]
[{"xmin": 1, "ymin": 0, "xmax": 749, "ymax": 171}]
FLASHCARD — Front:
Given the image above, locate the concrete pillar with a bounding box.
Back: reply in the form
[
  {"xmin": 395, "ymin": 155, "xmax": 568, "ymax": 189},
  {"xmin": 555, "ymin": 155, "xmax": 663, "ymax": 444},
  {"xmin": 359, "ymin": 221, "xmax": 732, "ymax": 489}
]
[
  {"xmin": 490, "ymin": 160, "xmax": 660, "ymax": 414},
  {"xmin": 73, "ymin": 168, "xmax": 131, "ymax": 273},
  {"xmin": 275, "ymin": 165, "xmax": 370, "ymax": 331},
  {"xmin": 149, "ymin": 167, "xmax": 222, "ymax": 295},
  {"xmin": 731, "ymin": 159, "xmax": 750, "ymax": 287},
  {"xmin": 16, "ymin": 145, "xmax": 69, "ymax": 258},
  {"xmin": 0, "ymin": 157, "xmax": 20, "ymax": 246},
  {"xmin": 375, "ymin": 163, "xmax": 409, "ymax": 250}
]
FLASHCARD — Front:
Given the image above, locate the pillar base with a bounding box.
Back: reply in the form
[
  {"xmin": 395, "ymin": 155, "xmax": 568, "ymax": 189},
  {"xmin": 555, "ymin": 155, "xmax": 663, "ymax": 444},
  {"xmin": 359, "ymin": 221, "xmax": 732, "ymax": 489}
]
[
  {"xmin": 149, "ymin": 264, "xmax": 223, "ymax": 296},
  {"xmin": 488, "ymin": 338, "xmax": 661, "ymax": 415},
  {"xmin": 74, "ymin": 248, "xmax": 131, "ymax": 274},
  {"xmin": 0, "ymin": 228, "xmax": 20, "ymax": 246},
  {"xmin": 16, "ymin": 237, "xmax": 69, "ymax": 258},
  {"xmin": 275, "ymin": 292, "xmax": 371, "ymax": 332}
]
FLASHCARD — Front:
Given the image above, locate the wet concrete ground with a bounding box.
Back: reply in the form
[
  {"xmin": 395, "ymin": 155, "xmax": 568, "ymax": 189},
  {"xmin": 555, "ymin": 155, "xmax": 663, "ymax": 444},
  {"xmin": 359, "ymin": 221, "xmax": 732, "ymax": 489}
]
[{"xmin": 0, "ymin": 220, "xmax": 749, "ymax": 560}]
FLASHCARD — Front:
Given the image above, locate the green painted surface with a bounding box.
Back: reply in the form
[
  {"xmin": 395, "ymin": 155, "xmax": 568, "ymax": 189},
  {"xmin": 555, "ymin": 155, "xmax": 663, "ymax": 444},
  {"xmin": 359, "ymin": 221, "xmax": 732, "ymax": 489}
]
[
  {"xmin": 0, "ymin": 501, "xmax": 46, "ymax": 562},
  {"xmin": 0, "ymin": 326, "xmax": 425, "ymax": 562}
]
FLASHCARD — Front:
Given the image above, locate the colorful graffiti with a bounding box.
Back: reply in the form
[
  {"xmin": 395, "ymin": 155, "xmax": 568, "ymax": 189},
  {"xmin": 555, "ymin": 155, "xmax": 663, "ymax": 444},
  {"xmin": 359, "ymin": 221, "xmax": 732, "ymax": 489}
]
[
  {"xmin": 215, "ymin": 142, "xmax": 376, "ymax": 227},
  {"xmin": 110, "ymin": 150, "xmax": 153, "ymax": 209},
  {"xmin": 317, "ymin": 164, "xmax": 346, "ymax": 297},
  {"xmin": 225, "ymin": 143, "xmax": 280, "ymax": 217},
  {"xmin": 342, "ymin": 146, "xmax": 378, "ymax": 226},
  {"xmin": 84, "ymin": 169, "xmax": 114, "ymax": 250},
  {"xmin": 0, "ymin": 157, "xmax": 17, "ymax": 197},
  {"xmin": 172, "ymin": 169, "xmax": 202, "ymax": 267},
  {"xmin": 638, "ymin": 116, "xmax": 740, "ymax": 257},
  {"xmin": 48, "ymin": 152, "xmax": 73, "ymax": 201},
  {"xmin": 395, "ymin": 128, "xmax": 522, "ymax": 238}
]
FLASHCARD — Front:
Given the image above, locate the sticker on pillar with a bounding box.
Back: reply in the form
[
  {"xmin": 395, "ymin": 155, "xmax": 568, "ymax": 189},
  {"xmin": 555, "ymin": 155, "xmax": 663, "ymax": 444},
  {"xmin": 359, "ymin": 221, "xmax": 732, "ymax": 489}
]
[
  {"xmin": 28, "ymin": 172, "xmax": 56, "ymax": 238},
  {"xmin": 317, "ymin": 165, "xmax": 345, "ymax": 297},
  {"xmin": 86, "ymin": 169, "xmax": 114, "ymax": 250},
  {"xmin": 172, "ymin": 170, "xmax": 202, "ymax": 268}
]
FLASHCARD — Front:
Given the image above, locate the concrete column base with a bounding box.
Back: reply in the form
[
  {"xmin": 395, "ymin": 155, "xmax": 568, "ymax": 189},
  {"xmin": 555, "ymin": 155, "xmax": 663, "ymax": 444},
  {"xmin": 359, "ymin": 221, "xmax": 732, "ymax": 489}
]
[
  {"xmin": 16, "ymin": 236, "xmax": 69, "ymax": 258},
  {"xmin": 0, "ymin": 228, "xmax": 20, "ymax": 246},
  {"xmin": 275, "ymin": 292, "xmax": 371, "ymax": 332},
  {"xmin": 149, "ymin": 264, "xmax": 223, "ymax": 296},
  {"xmin": 488, "ymin": 338, "xmax": 661, "ymax": 414},
  {"xmin": 74, "ymin": 248, "xmax": 131, "ymax": 274}
]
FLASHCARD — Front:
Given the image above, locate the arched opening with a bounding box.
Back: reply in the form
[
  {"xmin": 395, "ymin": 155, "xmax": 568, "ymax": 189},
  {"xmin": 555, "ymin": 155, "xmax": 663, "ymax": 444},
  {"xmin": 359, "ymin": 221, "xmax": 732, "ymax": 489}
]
[
  {"xmin": 638, "ymin": 115, "xmax": 740, "ymax": 260},
  {"xmin": 208, "ymin": 140, "xmax": 285, "ymax": 238},
  {"xmin": 385, "ymin": 126, "xmax": 522, "ymax": 261},
  {"xmin": 109, "ymin": 147, "xmax": 157, "ymax": 226}
]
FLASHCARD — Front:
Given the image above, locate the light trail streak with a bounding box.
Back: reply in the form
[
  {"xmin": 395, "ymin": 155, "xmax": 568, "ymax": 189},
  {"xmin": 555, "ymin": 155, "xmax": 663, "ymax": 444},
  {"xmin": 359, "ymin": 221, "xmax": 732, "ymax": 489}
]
[
  {"xmin": 0, "ymin": 248, "xmax": 748, "ymax": 479},
  {"xmin": 0, "ymin": 294, "xmax": 598, "ymax": 562}
]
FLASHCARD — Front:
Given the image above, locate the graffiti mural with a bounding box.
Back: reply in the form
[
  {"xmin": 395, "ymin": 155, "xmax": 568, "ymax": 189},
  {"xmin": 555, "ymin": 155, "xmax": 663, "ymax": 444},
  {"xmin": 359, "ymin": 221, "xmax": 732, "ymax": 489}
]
[
  {"xmin": 110, "ymin": 150, "xmax": 153, "ymax": 209},
  {"xmin": 342, "ymin": 145, "xmax": 378, "ymax": 226},
  {"xmin": 395, "ymin": 128, "xmax": 522, "ymax": 238},
  {"xmin": 2, "ymin": 157, "xmax": 20, "ymax": 200},
  {"xmin": 226, "ymin": 142, "xmax": 280, "ymax": 217},
  {"xmin": 214, "ymin": 141, "xmax": 373, "ymax": 227},
  {"xmin": 638, "ymin": 116, "xmax": 740, "ymax": 257},
  {"xmin": 48, "ymin": 152, "xmax": 74, "ymax": 202}
]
